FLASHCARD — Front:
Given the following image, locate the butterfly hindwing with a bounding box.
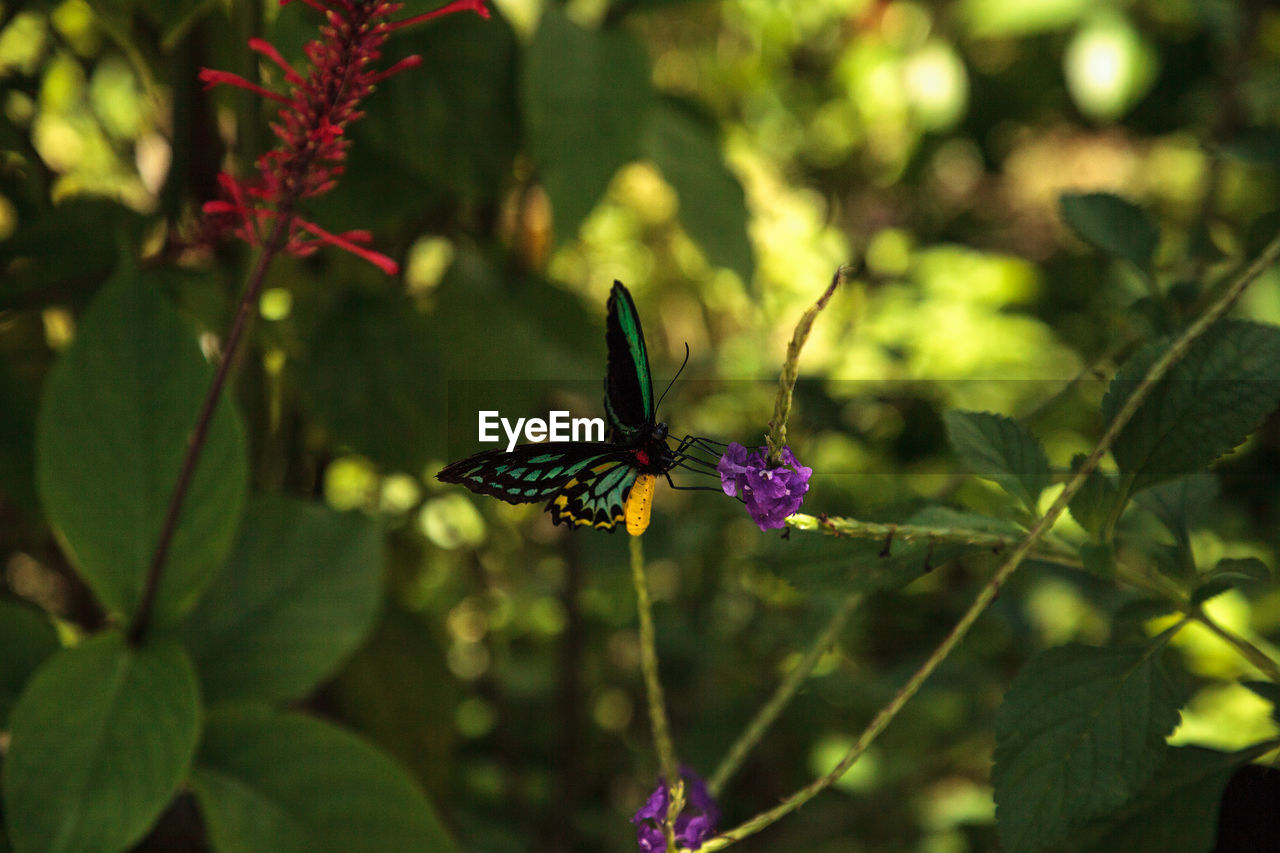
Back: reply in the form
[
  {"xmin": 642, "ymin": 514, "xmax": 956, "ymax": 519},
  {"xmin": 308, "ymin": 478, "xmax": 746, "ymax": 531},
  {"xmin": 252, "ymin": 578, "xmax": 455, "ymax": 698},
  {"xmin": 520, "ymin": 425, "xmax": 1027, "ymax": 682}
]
[
  {"xmin": 604, "ymin": 281, "xmax": 655, "ymax": 442},
  {"xmin": 548, "ymin": 457, "xmax": 639, "ymax": 531},
  {"xmin": 437, "ymin": 443, "xmax": 628, "ymax": 505}
]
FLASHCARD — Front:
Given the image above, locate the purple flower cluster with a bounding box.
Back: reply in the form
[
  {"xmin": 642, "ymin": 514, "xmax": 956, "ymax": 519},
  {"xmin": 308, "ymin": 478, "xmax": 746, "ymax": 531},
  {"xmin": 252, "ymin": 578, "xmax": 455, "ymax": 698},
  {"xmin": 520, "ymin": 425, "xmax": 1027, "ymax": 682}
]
[
  {"xmin": 632, "ymin": 767, "xmax": 719, "ymax": 852},
  {"xmin": 717, "ymin": 443, "xmax": 812, "ymax": 530}
]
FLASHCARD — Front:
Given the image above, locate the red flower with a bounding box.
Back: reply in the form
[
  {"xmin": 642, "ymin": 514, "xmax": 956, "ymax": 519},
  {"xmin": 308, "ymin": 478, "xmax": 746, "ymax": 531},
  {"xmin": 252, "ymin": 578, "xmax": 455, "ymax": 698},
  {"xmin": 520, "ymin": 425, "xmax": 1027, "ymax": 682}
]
[{"xmin": 199, "ymin": 0, "xmax": 489, "ymax": 274}]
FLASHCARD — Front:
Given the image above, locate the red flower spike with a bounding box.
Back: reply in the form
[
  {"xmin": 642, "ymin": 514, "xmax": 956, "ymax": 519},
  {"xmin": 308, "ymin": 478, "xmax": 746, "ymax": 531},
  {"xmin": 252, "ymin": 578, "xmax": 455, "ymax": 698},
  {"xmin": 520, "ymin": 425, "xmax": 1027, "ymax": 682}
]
[{"xmin": 199, "ymin": 0, "xmax": 488, "ymax": 273}]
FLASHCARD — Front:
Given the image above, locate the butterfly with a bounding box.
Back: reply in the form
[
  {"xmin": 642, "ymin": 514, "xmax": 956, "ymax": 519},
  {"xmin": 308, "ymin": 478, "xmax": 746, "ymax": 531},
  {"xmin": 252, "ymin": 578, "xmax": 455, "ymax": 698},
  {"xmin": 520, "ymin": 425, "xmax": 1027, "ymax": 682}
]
[{"xmin": 438, "ymin": 281, "xmax": 710, "ymax": 535}]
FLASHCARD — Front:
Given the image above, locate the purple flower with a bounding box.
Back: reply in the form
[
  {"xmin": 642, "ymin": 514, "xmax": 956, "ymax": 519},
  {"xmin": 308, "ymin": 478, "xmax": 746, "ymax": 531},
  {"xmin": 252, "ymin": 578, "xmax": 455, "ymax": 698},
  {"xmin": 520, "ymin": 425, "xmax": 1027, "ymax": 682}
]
[
  {"xmin": 632, "ymin": 767, "xmax": 719, "ymax": 852},
  {"xmin": 717, "ymin": 443, "xmax": 812, "ymax": 531}
]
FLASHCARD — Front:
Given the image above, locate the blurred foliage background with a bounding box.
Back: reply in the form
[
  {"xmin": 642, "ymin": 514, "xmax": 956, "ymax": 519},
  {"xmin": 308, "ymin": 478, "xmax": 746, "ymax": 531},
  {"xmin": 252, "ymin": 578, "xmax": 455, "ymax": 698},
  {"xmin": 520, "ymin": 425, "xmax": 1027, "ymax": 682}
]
[{"xmin": 3, "ymin": 0, "xmax": 1280, "ymax": 850}]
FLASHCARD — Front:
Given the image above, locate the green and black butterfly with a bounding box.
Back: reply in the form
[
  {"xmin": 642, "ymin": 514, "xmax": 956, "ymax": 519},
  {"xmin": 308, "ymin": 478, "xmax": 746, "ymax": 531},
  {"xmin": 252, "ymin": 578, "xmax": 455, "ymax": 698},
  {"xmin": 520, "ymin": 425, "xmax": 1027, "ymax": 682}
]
[{"xmin": 437, "ymin": 281, "xmax": 717, "ymax": 535}]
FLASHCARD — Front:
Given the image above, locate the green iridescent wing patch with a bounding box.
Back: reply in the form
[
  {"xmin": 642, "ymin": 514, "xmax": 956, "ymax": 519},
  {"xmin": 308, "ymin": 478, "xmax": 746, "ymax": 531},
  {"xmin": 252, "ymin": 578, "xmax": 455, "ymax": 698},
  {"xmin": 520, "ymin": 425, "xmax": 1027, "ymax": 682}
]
[{"xmin": 437, "ymin": 443, "xmax": 628, "ymax": 504}]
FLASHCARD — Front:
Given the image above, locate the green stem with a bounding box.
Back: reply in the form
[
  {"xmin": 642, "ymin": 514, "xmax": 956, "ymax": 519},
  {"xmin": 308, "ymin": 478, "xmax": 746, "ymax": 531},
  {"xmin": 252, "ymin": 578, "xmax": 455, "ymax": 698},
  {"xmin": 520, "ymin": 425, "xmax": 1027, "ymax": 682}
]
[
  {"xmin": 700, "ymin": 231, "xmax": 1280, "ymax": 850},
  {"xmin": 766, "ymin": 267, "xmax": 847, "ymax": 466},
  {"xmin": 630, "ymin": 535, "xmax": 684, "ymax": 848},
  {"xmin": 787, "ymin": 513, "xmax": 1081, "ymax": 569},
  {"xmin": 709, "ymin": 593, "xmax": 862, "ymax": 797}
]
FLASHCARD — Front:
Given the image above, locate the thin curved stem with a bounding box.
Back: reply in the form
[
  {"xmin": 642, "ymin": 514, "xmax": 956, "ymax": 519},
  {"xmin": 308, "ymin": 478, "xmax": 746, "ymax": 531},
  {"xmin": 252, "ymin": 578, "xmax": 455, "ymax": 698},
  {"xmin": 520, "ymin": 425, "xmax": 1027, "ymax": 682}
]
[
  {"xmin": 766, "ymin": 266, "xmax": 847, "ymax": 465},
  {"xmin": 709, "ymin": 592, "xmax": 862, "ymax": 796},
  {"xmin": 700, "ymin": 230, "xmax": 1280, "ymax": 850}
]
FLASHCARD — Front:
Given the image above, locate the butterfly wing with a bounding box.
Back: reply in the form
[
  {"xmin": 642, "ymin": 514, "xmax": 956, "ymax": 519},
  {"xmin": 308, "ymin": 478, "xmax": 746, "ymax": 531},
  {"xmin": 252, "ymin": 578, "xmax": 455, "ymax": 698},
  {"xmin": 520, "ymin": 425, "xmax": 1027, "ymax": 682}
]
[
  {"xmin": 438, "ymin": 442, "xmax": 639, "ymax": 532},
  {"xmin": 437, "ymin": 443, "xmax": 627, "ymax": 505},
  {"xmin": 604, "ymin": 281, "xmax": 655, "ymax": 443},
  {"xmin": 548, "ymin": 457, "xmax": 639, "ymax": 531}
]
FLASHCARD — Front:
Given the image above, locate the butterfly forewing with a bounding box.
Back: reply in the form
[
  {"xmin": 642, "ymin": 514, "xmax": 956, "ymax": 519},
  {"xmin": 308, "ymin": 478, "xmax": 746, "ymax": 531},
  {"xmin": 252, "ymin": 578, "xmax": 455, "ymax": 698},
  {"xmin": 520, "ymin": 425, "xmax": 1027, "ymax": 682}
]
[
  {"xmin": 437, "ymin": 443, "xmax": 629, "ymax": 505},
  {"xmin": 604, "ymin": 281, "xmax": 655, "ymax": 442}
]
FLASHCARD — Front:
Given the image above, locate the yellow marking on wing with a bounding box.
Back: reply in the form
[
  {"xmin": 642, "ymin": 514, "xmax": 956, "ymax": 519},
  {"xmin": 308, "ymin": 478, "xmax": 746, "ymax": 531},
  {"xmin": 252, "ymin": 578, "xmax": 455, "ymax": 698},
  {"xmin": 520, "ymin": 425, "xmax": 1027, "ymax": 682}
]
[{"xmin": 625, "ymin": 474, "xmax": 657, "ymax": 536}]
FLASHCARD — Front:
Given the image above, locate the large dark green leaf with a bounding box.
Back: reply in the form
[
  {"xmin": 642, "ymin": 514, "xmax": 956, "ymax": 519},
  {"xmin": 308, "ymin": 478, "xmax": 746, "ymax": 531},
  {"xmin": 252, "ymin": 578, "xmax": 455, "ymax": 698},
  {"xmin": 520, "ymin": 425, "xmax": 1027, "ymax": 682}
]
[
  {"xmin": 944, "ymin": 410, "xmax": 1050, "ymax": 514},
  {"xmin": 0, "ymin": 600, "xmax": 59, "ymax": 727},
  {"xmin": 1066, "ymin": 453, "xmax": 1120, "ymax": 538},
  {"xmin": 35, "ymin": 269, "xmax": 248, "ymax": 624},
  {"xmin": 2, "ymin": 633, "xmax": 200, "ymax": 853},
  {"xmin": 177, "ymin": 496, "xmax": 382, "ymax": 706},
  {"xmin": 993, "ymin": 643, "xmax": 1184, "ymax": 853},
  {"xmin": 522, "ymin": 7, "xmax": 655, "ymax": 240},
  {"xmin": 1058, "ymin": 746, "xmax": 1260, "ymax": 853},
  {"xmin": 1059, "ymin": 192, "xmax": 1159, "ymax": 272},
  {"xmin": 643, "ymin": 96, "xmax": 753, "ymax": 284},
  {"xmin": 1102, "ymin": 320, "xmax": 1280, "ymax": 492},
  {"xmin": 192, "ymin": 708, "xmax": 456, "ymax": 853}
]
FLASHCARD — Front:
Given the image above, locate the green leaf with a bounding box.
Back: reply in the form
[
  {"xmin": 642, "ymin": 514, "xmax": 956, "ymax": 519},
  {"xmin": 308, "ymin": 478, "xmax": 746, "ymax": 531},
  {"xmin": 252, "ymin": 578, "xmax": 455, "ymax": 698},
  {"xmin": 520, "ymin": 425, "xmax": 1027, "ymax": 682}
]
[
  {"xmin": 0, "ymin": 600, "xmax": 59, "ymax": 727},
  {"xmin": 1133, "ymin": 474, "xmax": 1218, "ymax": 546},
  {"xmin": 522, "ymin": 7, "xmax": 655, "ymax": 240},
  {"xmin": 35, "ymin": 269, "xmax": 248, "ymax": 625},
  {"xmin": 1102, "ymin": 320, "xmax": 1280, "ymax": 492},
  {"xmin": 1066, "ymin": 454, "xmax": 1120, "ymax": 538},
  {"xmin": 299, "ymin": 291, "xmax": 441, "ymax": 475},
  {"xmin": 2, "ymin": 633, "xmax": 200, "ymax": 853},
  {"xmin": 1058, "ymin": 746, "xmax": 1259, "ymax": 853},
  {"xmin": 176, "ymin": 496, "xmax": 382, "ymax": 706},
  {"xmin": 192, "ymin": 708, "xmax": 457, "ymax": 853},
  {"xmin": 944, "ymin": 410, "xmax": 1051, "ymax": 514},
  {"xmin": 643, "ymin": 96, "xmax": 753, "ymax": 284},
  {"xmin": 993, "ymin": 643, "xmax": 1184, "ymax": 853},
  {"xmin": 1059, "ymin": 192, "xmax": 1159, "ymax": 271},
  {"xmin": 1191, "ymin": 556, "xmax": 1272, "ymax": 605}
]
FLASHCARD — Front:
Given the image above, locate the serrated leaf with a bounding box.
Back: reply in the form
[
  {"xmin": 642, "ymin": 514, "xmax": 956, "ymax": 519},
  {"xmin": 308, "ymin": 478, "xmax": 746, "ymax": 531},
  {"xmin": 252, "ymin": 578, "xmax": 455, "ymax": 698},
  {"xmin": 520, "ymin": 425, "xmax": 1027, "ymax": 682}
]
[
  {"xmin": 192, "ymin": 708, "xmax": 456, "ymax": 853},
  {"xmin": 944, "ymin": 410, "xmax": 1050, "ymax": 514},
  {"xmin": 1102, "ymin": 320, "xmax": 1280, "ymax": 492},
  {"xmin": 2, "ymin": 633, "xmax": 200, "ymax": 853},
  {"xmin": 1066, "ymin": 454, "xmax": 1120, "ymax": 538},
  {"xmin": 0, "ymin": 600, "xmax": 59, "ymax": 727},
  {"xmin": 35, "ymin": 269, "xmax": 247, "ymax": 625},
  {"xmin": 1059, "ymin": 192, "xmax": 1159, "ymax": 271},
  {"xmin": 176, "ymin": 496, "xmax": 382, "ymax": 706},
  {"xmin": 643, "ymin": 96, "xmax": 753, "ymax": 284},
  {"xmin": 1057, "ymin": 746, "xmax": 1256, "ymax": 853},
  {"xmin": 522, "ymin": 7, "xmax": 655, "ymax": 240},
  {"xmin": 993, "ymin": 643, "xmax": 1184, "ymax": 853}
]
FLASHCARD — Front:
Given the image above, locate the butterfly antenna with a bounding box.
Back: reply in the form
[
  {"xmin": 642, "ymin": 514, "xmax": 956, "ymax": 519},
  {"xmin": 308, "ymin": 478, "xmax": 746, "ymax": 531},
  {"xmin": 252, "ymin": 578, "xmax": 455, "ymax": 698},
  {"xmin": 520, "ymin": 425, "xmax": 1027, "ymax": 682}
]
[{"xmin": 654, "ymin": 343, "xmax": 690, "ymax": 417}]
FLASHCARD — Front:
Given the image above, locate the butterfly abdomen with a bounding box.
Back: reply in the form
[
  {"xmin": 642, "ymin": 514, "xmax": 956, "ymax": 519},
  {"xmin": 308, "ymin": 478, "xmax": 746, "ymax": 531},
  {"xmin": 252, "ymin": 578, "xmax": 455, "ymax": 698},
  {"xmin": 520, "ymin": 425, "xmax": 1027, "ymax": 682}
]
[{"xmin": 625, "ymin": 473, "xmax": 657, "ymax": 535}]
